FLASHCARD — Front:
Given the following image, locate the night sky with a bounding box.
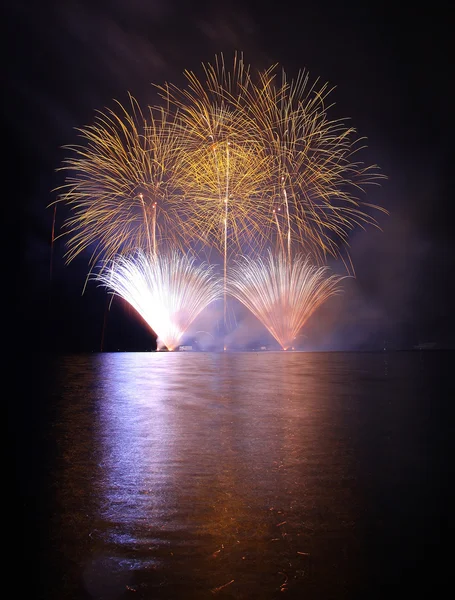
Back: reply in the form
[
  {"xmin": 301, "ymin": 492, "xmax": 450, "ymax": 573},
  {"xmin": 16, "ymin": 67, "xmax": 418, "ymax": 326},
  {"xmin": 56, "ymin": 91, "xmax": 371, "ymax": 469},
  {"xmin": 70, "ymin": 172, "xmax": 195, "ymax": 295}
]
[{"xmin": 5, "ymin": 0, "xmax": 453, "ymax": 353}]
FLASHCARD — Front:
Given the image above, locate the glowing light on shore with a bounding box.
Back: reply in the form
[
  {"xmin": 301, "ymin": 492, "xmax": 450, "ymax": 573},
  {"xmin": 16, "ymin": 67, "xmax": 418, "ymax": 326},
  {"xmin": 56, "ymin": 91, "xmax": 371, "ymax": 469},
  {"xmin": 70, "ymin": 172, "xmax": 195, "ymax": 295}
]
[
  {"xmin": 95, "ymin": 251, "xmax": 223, "ymax": 351},
  {"xmin": 228, "ymin": 251, "xmax": 346, "ymax": 350}
]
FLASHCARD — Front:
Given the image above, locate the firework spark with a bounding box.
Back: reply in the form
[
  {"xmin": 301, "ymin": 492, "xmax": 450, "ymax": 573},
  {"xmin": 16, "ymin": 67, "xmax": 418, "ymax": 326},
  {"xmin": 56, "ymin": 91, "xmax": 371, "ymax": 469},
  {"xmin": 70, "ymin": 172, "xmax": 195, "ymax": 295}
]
[
  {"xmin": 228, "ymin": 250, "xmax": 346, "ymax": 350},
  {"xmin": 95, "ymin": 250, "xmax": 223, "ymax": 351}
]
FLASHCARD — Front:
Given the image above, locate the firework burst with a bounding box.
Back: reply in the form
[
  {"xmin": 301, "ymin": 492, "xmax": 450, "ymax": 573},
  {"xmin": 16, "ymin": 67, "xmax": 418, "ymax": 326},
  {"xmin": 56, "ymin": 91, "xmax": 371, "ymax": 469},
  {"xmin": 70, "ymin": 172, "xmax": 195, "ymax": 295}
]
[
  {"xmin": 228, "ymin": 250, "xmax": 346, "ymax": 350},
  {"xmin": 236, "ymin": 61, "xmax": 387, "ymax": 268},
  {"xmin": 95, "ymin": 250, "xmax": 223, "ymax": 351},
  {"xmin": 158, "ymin": 55, "xmax": 273, "ymax": 255},
  {"xmin": 53, "ymin": 95, "xmax": 189, "ymax": 270},
  {"xmin": 55, "ymin": 54, "xmax": 386, "ymax": 270}
]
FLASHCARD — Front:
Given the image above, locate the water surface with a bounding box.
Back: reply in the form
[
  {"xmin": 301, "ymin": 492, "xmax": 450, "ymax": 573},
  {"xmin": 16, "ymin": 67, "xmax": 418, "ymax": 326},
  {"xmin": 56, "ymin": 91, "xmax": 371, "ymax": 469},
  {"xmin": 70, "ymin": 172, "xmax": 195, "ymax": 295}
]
[{"xmin": 16, "ymin": 351, "xmax": 452, "ymax": 599}]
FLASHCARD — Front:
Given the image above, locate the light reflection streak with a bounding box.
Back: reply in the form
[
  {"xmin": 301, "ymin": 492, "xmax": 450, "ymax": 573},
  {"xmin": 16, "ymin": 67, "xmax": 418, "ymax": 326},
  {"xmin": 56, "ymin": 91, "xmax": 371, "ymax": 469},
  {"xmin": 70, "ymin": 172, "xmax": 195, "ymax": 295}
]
[
  {"xmin": 91, "ymin": 352, "xmax": 360, "ymax": 595},
  {"xmin": 98, "ymin": 353, "xmax": 179, "ymax": 550}
]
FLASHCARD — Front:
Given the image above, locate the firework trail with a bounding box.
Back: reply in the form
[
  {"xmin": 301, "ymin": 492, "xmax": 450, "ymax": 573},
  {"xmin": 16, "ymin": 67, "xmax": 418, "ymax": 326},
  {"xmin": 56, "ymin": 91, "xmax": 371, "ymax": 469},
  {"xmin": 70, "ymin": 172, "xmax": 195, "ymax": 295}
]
[
  {"xmin": 228, "ymin": 250, "xmax": 346, "ymax": 350},
  {"xmin": 95, "ymin": 250, "xmax": 223, "ymax": 351},
  {"xmin": 158, "ymin": 55, "xmax": 271, "ymax": 331}
]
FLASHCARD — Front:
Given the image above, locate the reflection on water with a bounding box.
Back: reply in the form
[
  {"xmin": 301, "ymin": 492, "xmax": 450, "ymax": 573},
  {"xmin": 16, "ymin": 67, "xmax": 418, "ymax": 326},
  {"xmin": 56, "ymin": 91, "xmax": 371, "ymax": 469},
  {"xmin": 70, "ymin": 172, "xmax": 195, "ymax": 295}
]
[{"xmin": 26, "ymin": 351, "xmax": 451, "ymax": 599}]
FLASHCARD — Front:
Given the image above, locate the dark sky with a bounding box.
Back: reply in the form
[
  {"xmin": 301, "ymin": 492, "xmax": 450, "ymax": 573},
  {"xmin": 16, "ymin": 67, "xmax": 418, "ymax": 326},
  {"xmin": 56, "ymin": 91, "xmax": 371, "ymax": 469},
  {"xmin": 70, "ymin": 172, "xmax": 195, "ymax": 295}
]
[{"xmin": 5, "ymin": 0, "xmax": 453, "ymax": 352}]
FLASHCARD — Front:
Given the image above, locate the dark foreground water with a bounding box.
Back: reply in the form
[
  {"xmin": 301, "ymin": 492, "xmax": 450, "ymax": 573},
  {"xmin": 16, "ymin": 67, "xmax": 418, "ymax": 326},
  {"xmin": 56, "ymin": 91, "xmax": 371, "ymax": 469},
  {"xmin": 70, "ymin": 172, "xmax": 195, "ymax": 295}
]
[{"xmin": 14, "ymin": 351, "xmax": 453, "ymax": 599}]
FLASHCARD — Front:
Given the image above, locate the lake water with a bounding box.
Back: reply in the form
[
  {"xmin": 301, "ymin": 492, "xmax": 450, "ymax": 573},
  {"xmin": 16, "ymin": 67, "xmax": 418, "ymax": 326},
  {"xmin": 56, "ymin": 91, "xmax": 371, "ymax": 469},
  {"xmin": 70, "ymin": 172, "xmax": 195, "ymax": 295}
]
[{"xmin": 15, "ymin": 351, "xmax": 452, "ymax": 599}]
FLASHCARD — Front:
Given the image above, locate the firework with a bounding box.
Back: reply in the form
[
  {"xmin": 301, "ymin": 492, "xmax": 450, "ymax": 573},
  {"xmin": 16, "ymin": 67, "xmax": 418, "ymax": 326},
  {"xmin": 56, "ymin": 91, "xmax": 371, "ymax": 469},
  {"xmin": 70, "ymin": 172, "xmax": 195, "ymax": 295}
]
[
  {"xmin": 237, "ymin": 60, "xmax": 387, "ymax": 267},
  {"xmin": 95, "ymin": 250, "xmax": 223, "ymax": 351},
  {"xmin": 53, "ymin": 54, "xmax": 386, "ymax": 350},
  {"xmin": 52, "ymin": 95, "xmax": 190, "ymax": 270},
  {"xmin": 158, "ymin": 55, "xmax": 273, "ymax": 255},
  {"xmin": 227, "ymin": 251, "xmax": 346, "ymax": 350}
]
